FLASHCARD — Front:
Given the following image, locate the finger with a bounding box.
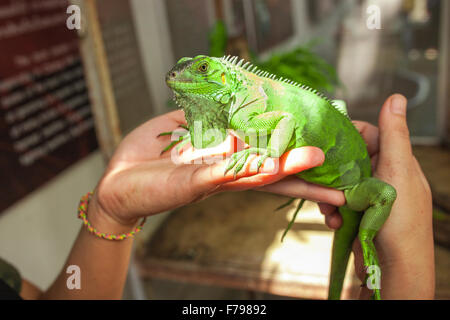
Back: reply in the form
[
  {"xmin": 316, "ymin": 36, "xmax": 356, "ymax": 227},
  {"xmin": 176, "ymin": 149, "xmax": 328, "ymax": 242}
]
[
  {"xmin": 220, "ymin": 147, "xmax": 325, "ymax": 189},
  {"xmin": 256, "ymin": 176, "xmax": 346, "ymax": 207},
  {"xmin": 353, "ymin": 120, "xmax": 379, "ymax": 156},
  {"xmin": 378, "ymin": 94, "xmax": 413, "ymax": 166},
  {"xmin": 268, "ymin": 146, "xmax": 325, "ymax": 176},
  {"xmin": 149, "ymin": 110, "xmax": 187, "ymax": 138},
  {"xmin": 191, "ymin": 146, "xmax": 325, "ymax": 191},
  {"xmin": 325, "ymin": 212, "xmax": 342, "ymax": 229},
  {"xmin": 166, "ymin": 109, "xmax": 188, "ymax": 125},
  {"xmin": 114, "ymin": 110, "xmax": 189, "ymax": 162},
  {"xmin": 352, "ymin": 240, "xmax": 365, "ymax": 281},
  {"xmin": 318, "ymin": 203, "xmax": 336, "ymax": 215},
  {"xmin": 177, "ymin": 135, "xmax": 237, "ymax": 162},
  {"xmin": 371, "ymin": 154, "xmax": 379, "ymax": 171},
  {"xmin": 412, "ymin": 156, "xmax": 432, "ymax": 195}
]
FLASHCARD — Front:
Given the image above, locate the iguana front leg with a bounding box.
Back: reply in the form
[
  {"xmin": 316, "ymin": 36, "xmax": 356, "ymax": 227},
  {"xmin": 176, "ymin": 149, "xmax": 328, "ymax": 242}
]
[
  {"xmin": 225, "ymin": 111, "xmax": 296, "ymax": 176},
  {"xmin": 158, "ymin": 125, "xmax": 190, "ymax": 154}
]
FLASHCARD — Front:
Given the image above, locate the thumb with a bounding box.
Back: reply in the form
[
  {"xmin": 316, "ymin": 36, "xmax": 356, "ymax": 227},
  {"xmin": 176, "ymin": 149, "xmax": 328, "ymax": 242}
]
[{"xmin": 378, "ymin": 94, "xmax": 412, "ymax": 166}]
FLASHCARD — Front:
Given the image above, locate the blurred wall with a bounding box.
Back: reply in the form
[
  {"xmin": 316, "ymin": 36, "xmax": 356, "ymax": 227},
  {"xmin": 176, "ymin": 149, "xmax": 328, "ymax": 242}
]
[
  {"xmin": 0, "ymin": 151, "xmax": 105, "ymax": 290},
  {"xmin": 129, "ymin": 0, "xmax": 175, "ymax": 115},
  {"xmin": 444, "ymin": 0, "xmax": 450, "ymax": 145}
]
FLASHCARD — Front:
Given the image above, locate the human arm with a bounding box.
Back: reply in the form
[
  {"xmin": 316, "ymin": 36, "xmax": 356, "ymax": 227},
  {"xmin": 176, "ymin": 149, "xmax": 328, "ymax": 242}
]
[{"xmin": 24, "ymin": 110, "xmax": 341, "ymax": 299}]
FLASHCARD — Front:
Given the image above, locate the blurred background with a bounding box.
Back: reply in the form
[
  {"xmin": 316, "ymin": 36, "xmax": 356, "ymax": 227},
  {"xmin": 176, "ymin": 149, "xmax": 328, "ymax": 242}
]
[{"xmin": 0, "ymin": 0, "xmax": 448, "ymax": 299}]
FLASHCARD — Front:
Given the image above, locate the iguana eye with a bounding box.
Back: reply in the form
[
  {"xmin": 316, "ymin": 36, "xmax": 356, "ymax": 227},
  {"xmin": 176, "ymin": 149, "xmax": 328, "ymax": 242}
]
[{"xmin": 198, "ymin": 62, "xmax": 209, "ymax": 73}]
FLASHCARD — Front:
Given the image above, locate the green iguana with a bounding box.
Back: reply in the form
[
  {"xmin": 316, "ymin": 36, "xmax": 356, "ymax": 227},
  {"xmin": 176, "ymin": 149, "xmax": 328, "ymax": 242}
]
[{"xmin": 164, "ymin": 55, "xmax": 397, "ymax": 300}]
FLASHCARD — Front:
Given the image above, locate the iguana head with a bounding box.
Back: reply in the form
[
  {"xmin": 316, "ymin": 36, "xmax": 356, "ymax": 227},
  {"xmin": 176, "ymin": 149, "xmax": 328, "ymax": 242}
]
[
  {"xmin": 166, "ymin": 55, "xmax": 235, "ymax": 148},
  {"xmin": 166, "ymin": 55, "xmax": 234, "ymax": 100}
]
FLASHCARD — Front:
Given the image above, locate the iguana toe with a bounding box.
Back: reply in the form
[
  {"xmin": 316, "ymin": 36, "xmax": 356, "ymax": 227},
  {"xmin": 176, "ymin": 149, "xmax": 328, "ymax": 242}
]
[
  {"xmin": 224, "ymin": 150, "xmax": 251, "ymax": 178},
  {"xmin": 256, "ymin": 153, "xmax": 269, "ymax": 173},
  {"xmin": 224, "ymin": 153, "xmax": 239, "ymax": 176}
]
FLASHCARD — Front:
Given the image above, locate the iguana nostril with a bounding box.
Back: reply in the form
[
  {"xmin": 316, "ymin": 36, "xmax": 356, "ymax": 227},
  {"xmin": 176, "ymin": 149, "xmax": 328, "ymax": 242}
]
[{"xmin": 170, "ymin": 72, "xmax": 176, "ymax": 78}]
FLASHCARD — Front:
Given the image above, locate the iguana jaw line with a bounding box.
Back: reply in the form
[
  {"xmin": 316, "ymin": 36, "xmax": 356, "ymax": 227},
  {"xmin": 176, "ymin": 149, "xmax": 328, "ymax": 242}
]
[{"xmin": 166, "ymin": 79, "xmax": 192, "ymax": 84}]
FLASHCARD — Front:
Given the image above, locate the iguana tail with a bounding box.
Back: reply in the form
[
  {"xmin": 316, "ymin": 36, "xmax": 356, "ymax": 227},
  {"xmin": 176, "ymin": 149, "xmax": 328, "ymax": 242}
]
[{"xmin": 328, "ymin": 205, "xmax": 362, "ymax": 299}]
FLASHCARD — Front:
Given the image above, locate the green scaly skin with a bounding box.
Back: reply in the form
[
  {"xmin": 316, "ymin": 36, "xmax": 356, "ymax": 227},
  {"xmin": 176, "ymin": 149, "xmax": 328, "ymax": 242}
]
[{"xmin": 165, "ymin": 55, "xmax": 397, "ymax": 300}]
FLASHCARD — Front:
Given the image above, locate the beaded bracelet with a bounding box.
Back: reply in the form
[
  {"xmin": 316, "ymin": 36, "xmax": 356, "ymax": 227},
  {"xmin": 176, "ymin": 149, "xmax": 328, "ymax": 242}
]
[{"xmin": 78, "ymin": 191, "xmax": 146, "ymax": 240}]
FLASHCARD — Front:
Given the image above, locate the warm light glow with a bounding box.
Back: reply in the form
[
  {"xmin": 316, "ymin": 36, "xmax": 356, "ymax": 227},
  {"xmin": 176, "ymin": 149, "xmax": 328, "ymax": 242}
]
[
  {"xmin": 259, "ymin": 200, "xmax": 358, "ymax": 298},
  {"xmin": 425, "ymin": 48, "xmax": 438, "ymax": 61}
]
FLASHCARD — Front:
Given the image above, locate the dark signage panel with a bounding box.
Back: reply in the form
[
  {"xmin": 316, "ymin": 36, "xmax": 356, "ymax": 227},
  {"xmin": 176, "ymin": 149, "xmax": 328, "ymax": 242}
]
[{"xmin": 0, "ymin": 0, "xmax": 98, "ymax": 213}]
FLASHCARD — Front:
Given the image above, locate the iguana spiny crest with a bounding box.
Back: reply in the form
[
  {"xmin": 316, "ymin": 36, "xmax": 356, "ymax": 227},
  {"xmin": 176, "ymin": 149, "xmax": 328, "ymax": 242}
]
[{"xmin": 166, "ymin": 55, "xmax": 348, "ymax": 119}]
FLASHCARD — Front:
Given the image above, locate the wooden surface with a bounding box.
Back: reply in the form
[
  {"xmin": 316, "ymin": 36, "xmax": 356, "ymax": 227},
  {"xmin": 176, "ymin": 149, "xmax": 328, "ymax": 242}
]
[{"xmin": 136, "ymin": 191, "xmax": 360, "ymax": 300}]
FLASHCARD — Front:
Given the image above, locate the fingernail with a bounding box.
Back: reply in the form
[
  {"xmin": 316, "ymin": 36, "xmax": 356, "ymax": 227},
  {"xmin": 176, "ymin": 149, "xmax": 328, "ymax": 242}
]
[{"xmin": 390, "ymin": 96, "xmax": 406, "ymax": 115}]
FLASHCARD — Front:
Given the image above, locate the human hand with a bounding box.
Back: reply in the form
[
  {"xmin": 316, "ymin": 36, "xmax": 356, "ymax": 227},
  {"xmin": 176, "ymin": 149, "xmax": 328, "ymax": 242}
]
[
  {"xmin": 87, "ymin": 110, "xmax": 336, "ymax": 231},
  {"xmin": 319, "ymin": 94, "xmax": 435, "ymax": 299}
]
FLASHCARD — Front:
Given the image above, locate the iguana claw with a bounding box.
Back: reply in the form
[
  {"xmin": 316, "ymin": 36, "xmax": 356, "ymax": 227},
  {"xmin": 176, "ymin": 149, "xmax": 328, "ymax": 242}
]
[
  {"xmin": 157, "ymin": 131, "xmax": 173, "ymax": 137},
  {"xmin": 157, "ymin": 124, "xmax": 188, "ymax": 138},
  {"xmin": 160, "ymin": 138, "xmax": 183, "ymax": 155}
]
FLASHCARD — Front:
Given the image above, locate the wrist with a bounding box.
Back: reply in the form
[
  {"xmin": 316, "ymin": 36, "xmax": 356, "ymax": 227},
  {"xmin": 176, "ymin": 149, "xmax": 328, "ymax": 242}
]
[
  {"xmin": 94, "ymin": 188, "xmax": 139, "ymax": 223},
  {"xmin": 81, "ymin": 192, "xmax": 143, "ymax": 240}
]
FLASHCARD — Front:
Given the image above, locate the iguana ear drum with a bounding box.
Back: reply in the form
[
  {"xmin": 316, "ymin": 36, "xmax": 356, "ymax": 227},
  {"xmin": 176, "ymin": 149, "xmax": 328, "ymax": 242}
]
[{"xmin": 221, "ymin": 73, "xmax": 226, "ymax": 84}]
